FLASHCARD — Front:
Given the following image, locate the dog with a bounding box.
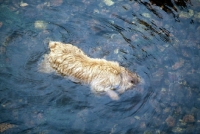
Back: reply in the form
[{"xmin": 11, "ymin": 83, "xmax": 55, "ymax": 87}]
[{"xmin": 39, "ymin": 41, "xmax": 140, "ymax": 100}]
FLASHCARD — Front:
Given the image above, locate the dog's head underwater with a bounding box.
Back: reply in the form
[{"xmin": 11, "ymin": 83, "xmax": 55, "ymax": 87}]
[{"xmin": 117, "ymin": 68, "xmax": 140, "ymax": 93}]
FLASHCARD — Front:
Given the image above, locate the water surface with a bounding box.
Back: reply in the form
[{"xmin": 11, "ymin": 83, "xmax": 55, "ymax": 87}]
[{"xmin": 0, "ymin": 0, "xmax": 200, "ymax": 133}]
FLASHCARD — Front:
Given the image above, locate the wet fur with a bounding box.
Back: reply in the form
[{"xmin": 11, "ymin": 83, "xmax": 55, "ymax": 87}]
[{"xmin": 43, "ymin": 41, "xmax": 140, "ymax": 100}]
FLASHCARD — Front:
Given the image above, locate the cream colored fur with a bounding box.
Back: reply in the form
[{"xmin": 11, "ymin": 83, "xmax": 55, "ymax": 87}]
[{"xmin": 40, "ymin": 41, "xmax": 140, "ymax": 100}]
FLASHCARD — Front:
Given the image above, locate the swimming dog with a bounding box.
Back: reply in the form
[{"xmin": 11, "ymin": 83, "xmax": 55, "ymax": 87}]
[{"xmin": 40, "ymin": 41, "xmax": 140, "ymax": 100}]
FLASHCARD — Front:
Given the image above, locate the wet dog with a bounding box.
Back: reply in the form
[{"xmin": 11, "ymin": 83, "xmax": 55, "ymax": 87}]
[{"xmin": 39, "ymin": 41, "xmax": 140, "ymax": 100}]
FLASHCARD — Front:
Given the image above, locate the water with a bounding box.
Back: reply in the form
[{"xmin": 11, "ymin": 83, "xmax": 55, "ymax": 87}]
[{"xmin": 0, "ymin": 0, "xmax": 200, "ymax": 133}]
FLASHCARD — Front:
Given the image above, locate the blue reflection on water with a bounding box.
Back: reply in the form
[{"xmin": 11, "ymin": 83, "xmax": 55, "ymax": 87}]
[{"xmin": 0, "ymin": 0, "xmax": 200, "ymax": 133}]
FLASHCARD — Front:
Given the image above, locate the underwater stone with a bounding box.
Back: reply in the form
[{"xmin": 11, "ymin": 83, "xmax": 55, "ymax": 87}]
[
  {"xmin": 172, "ymin": 127, "xmax": 184, "ymax": 133},
  {"xmin": 93, "ymin": 9, "xmax": 100, "ymax": 14},
  {"xmin": 34, "ymin": 20, "xmax": 47, "ymax": 29},
  {"xmin": 103, "ymin": 0, "xmax": 114, "ymax": 6},
  {"xmin": 179, "ymin": 12, "xmax": 190, "ymax": 18},
  {"xmin": 0, "ymin": 123, "xmax": 15, "ymax": 133},
  {"xmin": 194, "ymin": 12, "xmax": 200, "ymax": 19},
  {"xmin": 183, "ymin": 114, "xmax": 195, "ymax": 123},
  {"xmin": 165, "ymin": 116, "xmax": 175, "ymax": 127},
  {"xmin": 114, "ymin": 48, "xmax": 119, "ymax": 54},
  {"xmin": 179, "ymin": 9, "xmax": 194, "ymax": 18},
  {"xmin": 134, "ymin": 116, "xmax": 140, "ymax": 120},
  {"xmin": 161, "ymin": 88, "xmax": 166, "ymax": 92},
  {"xmin": 20, "ymin": 2, "xmax": 28, "ymax": 7},
  {"xmin": 188, "ymin": 9, "xmax": 194, "ymax": 17},
  {"xmin": 172, "ymin": 59, "xmax": 184, "ymax": 70},
  {"xmin": 142, "ymin": 13, "xmax": 151, "ymax": 18},
  {"xmin": 117, "ymin": 54, "xmax": 124, "ymax": 61}
]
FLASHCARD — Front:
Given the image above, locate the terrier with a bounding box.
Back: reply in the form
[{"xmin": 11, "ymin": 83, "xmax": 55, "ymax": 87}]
[{"xmin": 40, "ymin": 41, "xmax": 140, "ymax": 100}]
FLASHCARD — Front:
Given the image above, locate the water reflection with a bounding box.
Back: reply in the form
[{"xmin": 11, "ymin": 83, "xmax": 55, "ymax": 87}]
[{"xmin": 0, "ymin": 0, "xmax": 200, "ymax": 133}]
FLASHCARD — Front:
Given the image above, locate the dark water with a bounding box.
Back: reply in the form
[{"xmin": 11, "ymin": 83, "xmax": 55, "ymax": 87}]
[{"xmin": 0, "ymin": 0, "xmax": 200, "ymax": 133}]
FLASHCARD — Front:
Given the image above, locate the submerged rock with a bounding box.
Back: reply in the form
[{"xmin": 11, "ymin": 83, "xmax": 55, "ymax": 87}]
[
  {"xmin": 194, "ymin": 12, "xmax": 200, "ymax": 19},
  {"xmin": 103, "ymin": 0, "xmax": 114, "ymax": 6},
  {"xmin": 172, "ymin": 59, "xmax": 184, "ymax": 70},
  {"xmin": 134, "ymin": 116, "xmax": 140, "ymax": 120},
  {"xmin": 142, "ymin": 13, "xmax": 151, "ymax": 18},
  {"xmin": 172, "ymin": 127, "xmax": 184, "ymax": 133},
  {"xmin": 0, "ymin": 123, "xmax": 15, "ymax": 133},
  {"xmin": 165, "ymin": 116, "xmax": 175, "ymax": 127},
  {"xmin": 183, "ymin": 114, "xmax": 195, "ymax": 123},
  {"xmin": 20, "ymin": 2, "xmax": 28, "ymax": 7},
  {"xmin": 34, "ymin": 20, "xmax": 47, "ymax": 29},
  {"xmin": 179, "ymin": 9, "xmax": 194, "ymax": 18},
  {"xmin": 140, "ymin": 122, "xmax": 146, "ymax": 129}
]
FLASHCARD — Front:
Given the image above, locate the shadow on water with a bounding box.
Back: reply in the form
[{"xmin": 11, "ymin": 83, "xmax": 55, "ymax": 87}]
[
  {"xmin": 0, "ymin": 0, "xmax": 200, "ymax": 133},
  {"xmin": 137, "ymin": 0, "xmax": 192, "ymax": 20}
]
